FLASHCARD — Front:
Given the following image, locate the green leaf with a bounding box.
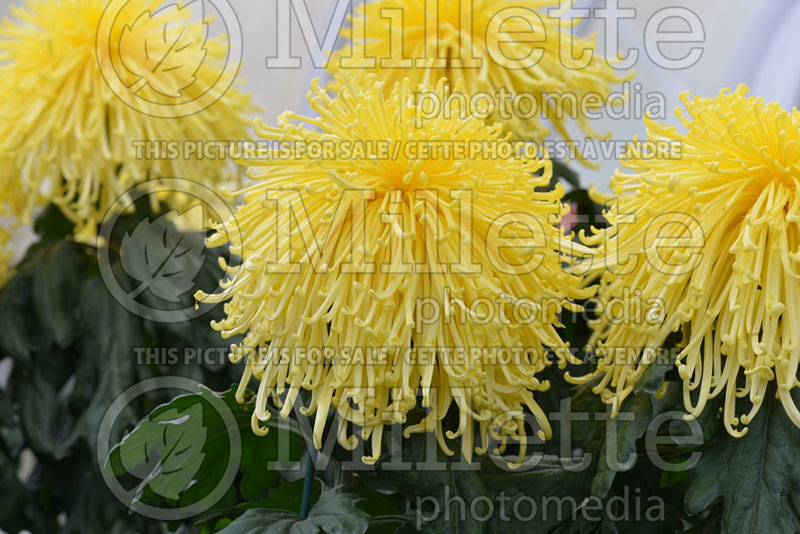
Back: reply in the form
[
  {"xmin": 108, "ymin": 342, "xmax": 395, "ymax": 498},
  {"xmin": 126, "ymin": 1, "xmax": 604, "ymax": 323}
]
[
  {"xmin": 385, "ymin": 435, "xmax": 494, "ymax": 534},
  {"xmin": 569, "ymin": 380, "xmax": 657, "ymax": 500},
  {"xmin": 238, "ymin": 427, "xmax": 283, "ymax": 501},
  {"xmin": 217, "ymin": 487, "xmax": 369, "ymax": 534},
  {"xmin": 179, "ymin": 387, "xmax": 302, "ymax": 512},
  {"xmin": 480, "ymin": 456, "xmax": 590, "ymax": 534},
  {"xmin": 0, "ymin": 448, "xmax": 54, "ymax": 533},
  {"xmin": 73, "ymin": 274, "xmax": 141, "ymax": 447},
  {"xmin": 60, "ymin": 453, "xmax": 136, "ymax": 534},
  {"xmin": 0, "ymin": 273, "xmax": 34, "ymax": 363},
  {"xmin": 18, "ymin": 368, "xmax": 78, "ymax": 459},
  {"xmin": 109, "ymin": 387, "xmax": 226, "ymax": 509},
  {"xmin": 31, "ymin": 239, "xmax": 81, "ymax": 346},
  {"xmin": 0, "ymin": 388, "xmax": 22, "ymax": 454},
  {"xmin": 0, "ymin": 448, "xmax": 27, "ymax": 525},
  {"xmin": 118, "ymin": 401, "xmax": 208, "ymax": 502},
  {"xmin": 685, "ymin": 390, "xmax": 800, "ymax": 533},
  {"xmin": 634, "ymin": 355, "xmax": 674, "ymax": 395},
  {"xmin": 107, "ymin": 385, "xmax": 303, "ymax": 521},
  {"xmin": 592, "ymin": 394, "xmax": 653, "ymax": 498}
]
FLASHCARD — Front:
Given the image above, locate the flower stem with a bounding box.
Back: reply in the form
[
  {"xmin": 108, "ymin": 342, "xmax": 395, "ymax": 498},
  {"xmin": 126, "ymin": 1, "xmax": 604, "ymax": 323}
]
[{"xmin": 300, "ymin": 449, "xmax": 316, "ymax": 519}]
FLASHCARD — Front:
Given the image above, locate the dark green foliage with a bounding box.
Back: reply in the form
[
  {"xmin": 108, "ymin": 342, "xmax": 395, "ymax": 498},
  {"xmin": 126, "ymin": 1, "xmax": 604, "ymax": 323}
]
[
  {"xmin": 0, "ymin": 204, "xmax": 238, "ymax": 533},
  {"xmin": 2, "ymin": 183, "xmax": 796, "ymax": 534}
]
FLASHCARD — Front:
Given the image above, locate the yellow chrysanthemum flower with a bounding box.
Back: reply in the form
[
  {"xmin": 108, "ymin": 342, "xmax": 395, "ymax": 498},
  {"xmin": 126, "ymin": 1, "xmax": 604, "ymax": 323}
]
[
  {"xmin": 198, "ymin": 74, "xmax": 593, "ymax": 464},
  {"xmin": 570, "ymin": 85, "xmax": 800, "ymax": 437},
  {"xmin": 327, "ymin": 0, "xmax": 629, "ymax": 147},
  {"xmin": 0, "ymin": 0, "xmax": 254, "ymax": 246}
]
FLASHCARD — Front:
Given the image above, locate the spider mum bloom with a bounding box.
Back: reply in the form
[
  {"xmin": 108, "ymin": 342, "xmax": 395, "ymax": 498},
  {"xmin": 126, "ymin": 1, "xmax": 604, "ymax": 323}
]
[
  {"xmin": 0, "ymin": 0, "xmax": 254, "ymax": 244},
  {"xmin": 327, "ymin": 0, "xmax": 629, "ymax": 149},
  {"xmin": 197, "ymin": 74, "xmax": 592, "ymax": 464},
  {"xmin": 570, "ymin": 85, "xmax": 800, "ymax": 437}
]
